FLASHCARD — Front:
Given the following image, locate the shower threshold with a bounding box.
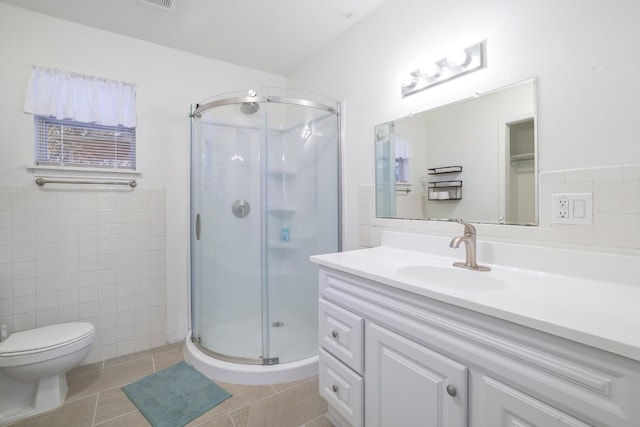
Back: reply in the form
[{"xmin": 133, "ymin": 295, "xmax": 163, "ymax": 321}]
[{"xmin": 191, "ymin": 337, "xmax": 280, "ymax": 365}]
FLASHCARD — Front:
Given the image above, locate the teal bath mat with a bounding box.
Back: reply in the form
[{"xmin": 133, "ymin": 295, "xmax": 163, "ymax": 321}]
[{"xmin": 122, "ymin": 362, "xmax": 232, "ymax": 427}]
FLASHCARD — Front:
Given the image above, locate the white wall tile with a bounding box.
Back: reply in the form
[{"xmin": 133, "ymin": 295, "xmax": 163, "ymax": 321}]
[
  {"xmin": 57, "ymin": 194, "xmax": 78, "ymax": 210},
  {"xmin": 35, "ymin": 210, "xmax": 57, "ymax": 227},
  {"xmin": 35, "ymin": 276, "xmax": 58, "ymax": 294},
  {"xmin": 12, "ymin": 312, "xmax": 35, "ymax": 332},
  {"xmin": 2, "ymin": 187, "xmax": 167, "ymax": 363},
  {"xmin": 13, "ymin": 261, "xmax": 36, "ymax": 279},
  {"xmin": 36, "ymin": 226, "xmax": 58, "ymax": 243},
  {"xmin": 36, "ymin": 308, "xmax": 59, "ymax": 327},
  {"xmin": 0, "ymin": 211, "xmax": 11, "ymax": 228},
  {"xmin": 58, "ymin": 273, "xmax": 78, "ymax": 291},
  {"xmin": 37, "ymin": 243, "xmax": 58, "ymax": 260},
  {"xmin": 58, "ymin": 305, "xmax": 79, "ymax": 322},
  {"xmin": 594, "ymin": 180, "xmax": 640, "ymax": 214},
  {"xmin": 0, "ymin": 193, "xmax": 11, "ymax": 211},
  {"xmin": 35, "ymin": 193, "xmax": 57, "ymax": 210},
  {"xmin": 36, "ymin": 292, "xmax": 58, "ymax": 310},
  {"xmin": 564, "ymin": 165, "xmax": 623, "ymax": 183},
  {"xmin": 0, "ymin": 281, "xmax": 11, "ymax": 299},
  {"xmin": 12, "ymin": 227, "xmax": 35, "ymax": 245},
  {"xmin": 13, "ymin": 295, "xmax": 36, "ymax": 314},
  {"xmin": 12, "ymin": 244, "xmax": 35, "ymax": 263},
  {"xmin": 623, "ymin": 165, "xmax": 640, "ymax": 179},
  {"xmin": 78, "ymin": 194, "xmax": 97, "ymax": 210},
  {"xmin": 12, "ymin": 193, "xmax": 35, "ymax": 211}
]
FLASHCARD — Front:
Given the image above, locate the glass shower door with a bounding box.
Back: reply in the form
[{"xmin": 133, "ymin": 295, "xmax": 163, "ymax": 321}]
[{"xmin": 192, "ymin": 104, "xmax": 264, "ymax": 362}]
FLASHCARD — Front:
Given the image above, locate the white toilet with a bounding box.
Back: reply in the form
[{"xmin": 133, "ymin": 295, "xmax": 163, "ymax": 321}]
[{"xmin": 0, "ymin": 322, "xmax": 95, "ymax": 425}]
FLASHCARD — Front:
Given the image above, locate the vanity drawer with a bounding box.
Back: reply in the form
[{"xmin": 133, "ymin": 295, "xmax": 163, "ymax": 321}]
[
  {"xmin": 319, "ymin": 298, "xmax": 364, "ymax": 374},
  {"xmin": 319, "ymin": 348, "xmax": 364, "ymax": 427}
]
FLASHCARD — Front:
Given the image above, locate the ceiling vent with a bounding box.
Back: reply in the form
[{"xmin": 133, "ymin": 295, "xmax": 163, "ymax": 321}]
[{"xmin": 137, "ymin": 0, "xmax": 177, "ymax": 12}]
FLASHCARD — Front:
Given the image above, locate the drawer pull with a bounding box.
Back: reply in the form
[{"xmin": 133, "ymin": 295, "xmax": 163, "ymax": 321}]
[
  {"xmin": 331, "ymin": 330, "xmax": 339, "ymax": 338},
  {"xmin": 446, "ymin": 384, "xmax": 457, "ymax": 397},
  {"xmin": 332, "ymin": 384, "xmax": 339, "ymax": 392}
]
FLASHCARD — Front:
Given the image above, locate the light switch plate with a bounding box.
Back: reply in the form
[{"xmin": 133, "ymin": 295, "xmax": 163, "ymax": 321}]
[{"xmin": 552, "ymin": 193, "xmax": 592, "ymax": 225}]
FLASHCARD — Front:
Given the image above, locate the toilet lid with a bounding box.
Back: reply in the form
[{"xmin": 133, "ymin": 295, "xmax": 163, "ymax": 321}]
[{"xmin": 0, "ymin": 322, "xmax": 95, "ymax": 356}]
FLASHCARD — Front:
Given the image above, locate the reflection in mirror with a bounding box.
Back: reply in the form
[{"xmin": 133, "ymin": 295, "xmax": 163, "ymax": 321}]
[{"xmin": 375, "ymin": 79, "xmax": 537, "ymax": 225}]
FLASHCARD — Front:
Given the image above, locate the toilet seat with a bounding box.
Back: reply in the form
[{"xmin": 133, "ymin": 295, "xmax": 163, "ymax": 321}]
[{"xmin": 0, "ymin": 322, "xmax": 95, "ymax": 357}]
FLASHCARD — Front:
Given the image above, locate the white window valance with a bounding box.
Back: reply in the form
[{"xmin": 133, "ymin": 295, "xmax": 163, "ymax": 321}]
[{"xmin": 24, "ymin": 66, "xmax": 137, "ymax": 127}]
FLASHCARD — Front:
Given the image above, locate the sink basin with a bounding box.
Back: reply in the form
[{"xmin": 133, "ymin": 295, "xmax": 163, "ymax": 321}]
[{"xmin": 395, "ymin": 264, "xmax": 509, "ymax": 291}]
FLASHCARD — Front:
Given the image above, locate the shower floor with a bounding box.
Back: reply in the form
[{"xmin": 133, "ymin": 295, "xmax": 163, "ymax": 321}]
[{"xmin": 198, "ymin": 311, "xmax": 317, "ymax": 364}]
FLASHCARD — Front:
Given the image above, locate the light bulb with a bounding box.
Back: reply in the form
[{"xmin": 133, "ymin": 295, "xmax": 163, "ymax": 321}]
[
  {"xmin": 446, "ymin": 50, "xmax": 469, "ymax": 67},
  {"xmin": 419, "ymin": 64, "xmax": 441, "ymax": 79},
  {"xmin": 397, "ymin": 72, "xmax": 416, "ymax": 88}
]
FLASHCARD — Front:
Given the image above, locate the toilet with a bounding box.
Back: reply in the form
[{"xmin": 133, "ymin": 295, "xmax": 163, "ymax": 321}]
[{"xmin": 0, "ymin": 322, "xmax": 95, "ymax": 425}]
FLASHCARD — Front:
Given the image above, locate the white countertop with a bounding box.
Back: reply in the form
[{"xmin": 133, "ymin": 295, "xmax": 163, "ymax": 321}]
[{"xmin": 311, "ymin": 232, "xmax": 640, "ymax": 362}]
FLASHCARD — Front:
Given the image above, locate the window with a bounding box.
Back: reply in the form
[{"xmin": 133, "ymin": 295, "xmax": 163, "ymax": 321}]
[
  {"xmin": 24, "ymin": 66, "xmax": 137, "ymax": 171},
  {"xmin": 35, "ymin": 117, "xmax": 136, "ymax": 169}
]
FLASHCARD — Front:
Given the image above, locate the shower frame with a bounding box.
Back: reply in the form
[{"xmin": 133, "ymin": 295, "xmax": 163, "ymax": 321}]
[{"xmin": 189, "ymin": 91, "xmax": 342, "ymax": 367}]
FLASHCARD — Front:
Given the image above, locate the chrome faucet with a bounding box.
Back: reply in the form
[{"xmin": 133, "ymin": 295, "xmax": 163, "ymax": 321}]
[{"xmin": 449, "ymin": 221, "xmax": 491, "ymax": 271}]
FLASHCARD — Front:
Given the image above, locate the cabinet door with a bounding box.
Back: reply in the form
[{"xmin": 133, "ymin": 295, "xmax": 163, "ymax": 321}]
[
  {"xmin": 483, "ymin": 376, "xmax": 592, "ymax": 427},
  {"xmin": 365, "ymin": 322, "xmax": 467, "ymax": 427}
]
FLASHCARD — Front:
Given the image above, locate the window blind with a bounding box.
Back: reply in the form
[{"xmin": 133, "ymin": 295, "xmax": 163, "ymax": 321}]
[{"xmin": 35, "ymin": 116, "xmax": 136, "ymax": 170}]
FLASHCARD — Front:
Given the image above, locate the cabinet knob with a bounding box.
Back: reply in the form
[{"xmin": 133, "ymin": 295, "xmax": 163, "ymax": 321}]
[
  {"xmin": 331, "ymin": 330, "xmax": 339, "ymax": 338},
  {"xmin": 446, "ymin": 384, "xmax": 457, "ymax": 397},
  {"xmin": 332, "ymin": 384, "xmax": 339, "ymax": 393}
]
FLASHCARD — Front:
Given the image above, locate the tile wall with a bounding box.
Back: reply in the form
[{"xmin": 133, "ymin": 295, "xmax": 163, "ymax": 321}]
[{"xmin": 0, "ymin": 186, "xmax": 167, "ymax": 363}]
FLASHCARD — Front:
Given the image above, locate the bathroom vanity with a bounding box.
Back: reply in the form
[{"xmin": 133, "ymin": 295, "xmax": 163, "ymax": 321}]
[{"xmin": 311, "ymin": 231, "xmax": 640, "ymax": 427}]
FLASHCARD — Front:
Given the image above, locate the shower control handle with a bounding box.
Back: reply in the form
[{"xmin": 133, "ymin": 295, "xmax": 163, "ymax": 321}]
[
  {"xmin": 331, "ymin": 330, "xmax": 338, "ymax": 338},
  {"xmin": 195, "ymin": 214, "xmax": 201, "ymax": 240},
  {"xmin": 232, "ymin": 200, "xmax": 251, "ymax": 218}
]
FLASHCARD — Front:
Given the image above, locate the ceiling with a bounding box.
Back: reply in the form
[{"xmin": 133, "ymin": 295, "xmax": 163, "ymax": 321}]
[{"xmin": 0, "ymin": 0, "xmax": 388, "ymax": 75}]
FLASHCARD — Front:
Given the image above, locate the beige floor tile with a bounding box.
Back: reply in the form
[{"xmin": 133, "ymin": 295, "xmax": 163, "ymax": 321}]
[
  {"xmin": 102, "ymin": 350, "xmax": 153, "ymax": 369},
  {"xmin": 304, "ymin": 414, "xmax": 336, "ymax": 427},
  {"xmin": 94, "ymin": 410, "xmax": 151, "ymax": 427},
  {"xmin": 230, "ymin": 377, "xmax": 327, "ymax": 427},
  {"xmin": 9, "ymin": 395, "xmax": 97, "ymax": 427},
  {"xmin": 270, "ymin": 378, "xmax": 307, "ymax": 393},
  {"xmin": 185, "ymin": 383, "xmax": 275, "ymax": 426},
  {"xmin": 153, "ymin": 347, "xmax": 184, "ymax": 371},
  {"xmin": 188, "ymin": 413, "xmax": 236, "ymax": 427},
  {"xmin": 67, "ymin": 356, "xmax": 154, "ymax": 401},
  {"xmin": 67, "ymin": 360, "xmax": 105, "ymax": 378},
  {"xmin": 94, "ymin": 388, "xmax": 139, "ymax": 425}
]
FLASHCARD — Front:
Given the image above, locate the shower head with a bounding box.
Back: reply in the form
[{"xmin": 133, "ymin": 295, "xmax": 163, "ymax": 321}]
[{"xmin": 240, "ymin": 102, "xmax": 260, "ymax": 115}]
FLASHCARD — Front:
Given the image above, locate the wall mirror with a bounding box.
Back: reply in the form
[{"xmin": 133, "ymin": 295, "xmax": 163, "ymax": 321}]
[{"xmin": 375, "ymin": 78, "xmax": 537, "ymax": 225}]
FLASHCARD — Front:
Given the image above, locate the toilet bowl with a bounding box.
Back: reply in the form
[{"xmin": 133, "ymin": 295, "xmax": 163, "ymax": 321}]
[{"xmin": 0, "ymin": 322, "xmax": 95, "ymax": 426}]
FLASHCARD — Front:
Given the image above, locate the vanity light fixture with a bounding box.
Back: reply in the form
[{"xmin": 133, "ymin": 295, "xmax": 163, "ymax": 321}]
[{"xmin": 399, "ymin": 41, "xmax": 485, "ymax": 98}]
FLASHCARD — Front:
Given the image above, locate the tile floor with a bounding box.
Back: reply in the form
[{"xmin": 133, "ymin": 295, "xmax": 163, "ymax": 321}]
[{"xmin": 8, "ymin": 343, "xmax": 334, "ymax": 427}]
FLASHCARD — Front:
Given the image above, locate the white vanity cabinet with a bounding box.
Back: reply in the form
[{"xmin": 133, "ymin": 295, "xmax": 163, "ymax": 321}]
[{"xmin": 317, "ymin": 267, "xmax": 640, "ymax": 427}]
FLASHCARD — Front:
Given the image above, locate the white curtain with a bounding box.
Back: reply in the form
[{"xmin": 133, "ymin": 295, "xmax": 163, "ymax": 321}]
[{"xmin": 24, "ymin": 66, "xmax": 137, "ymax": 127}]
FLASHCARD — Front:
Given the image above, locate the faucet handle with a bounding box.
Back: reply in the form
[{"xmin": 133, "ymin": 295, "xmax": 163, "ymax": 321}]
[{"xmin": 456, "ymin": 220, "xmax": 476, "ymax": 234}]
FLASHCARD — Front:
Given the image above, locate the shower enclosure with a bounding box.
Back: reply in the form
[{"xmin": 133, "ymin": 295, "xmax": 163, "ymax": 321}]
[{"xmin": 186, "ymin": 89, "xmax": 340, "ymax": 384}]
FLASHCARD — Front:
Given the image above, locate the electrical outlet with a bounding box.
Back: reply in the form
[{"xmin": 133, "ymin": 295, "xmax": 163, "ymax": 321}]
[{"xmin": 552, "ymin": 193, "xmax": 592, "ymax": 225}]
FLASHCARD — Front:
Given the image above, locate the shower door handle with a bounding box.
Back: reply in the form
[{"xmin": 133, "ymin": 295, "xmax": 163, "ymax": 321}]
[{"xmin": 195, "ymin": 213, "xmax": 201, "ymax": 240}]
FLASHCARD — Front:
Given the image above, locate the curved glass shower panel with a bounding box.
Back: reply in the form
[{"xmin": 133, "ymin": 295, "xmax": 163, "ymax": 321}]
[
  {"xmin": 263, "ymin": 101, "xmax": 339, "ymax": 363},
  {"xmin": 191, "ymin": 91, "xmax": 340, "ymax": 365},
  {"xmin": 192, "ymin": 102, "xmax": 264, "ymax": 361}
]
